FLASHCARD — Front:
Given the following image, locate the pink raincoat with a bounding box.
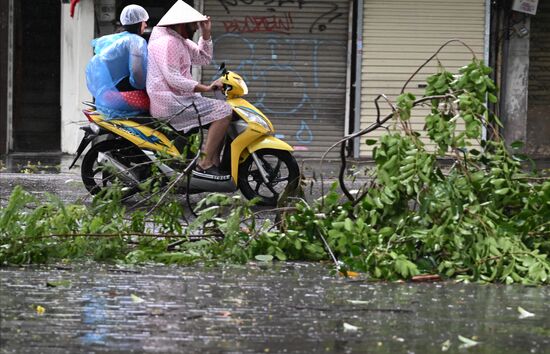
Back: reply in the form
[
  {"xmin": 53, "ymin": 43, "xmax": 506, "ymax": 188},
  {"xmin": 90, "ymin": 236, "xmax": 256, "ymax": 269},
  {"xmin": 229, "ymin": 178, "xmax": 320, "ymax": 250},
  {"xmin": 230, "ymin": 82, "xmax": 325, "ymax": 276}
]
[{"xmin": 146, "ymin": 26, "xmax": 231, "ymax": 132}]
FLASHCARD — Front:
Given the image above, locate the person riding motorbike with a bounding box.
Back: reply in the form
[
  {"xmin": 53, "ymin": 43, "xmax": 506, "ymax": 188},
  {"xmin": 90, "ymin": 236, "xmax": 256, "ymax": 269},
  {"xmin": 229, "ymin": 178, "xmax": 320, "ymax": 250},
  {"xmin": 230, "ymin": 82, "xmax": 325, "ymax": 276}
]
[
  {"xmin": 74, "ymin": 5, "xmax": 300, "ymax": 205},
  {"xmin": 146, "ymin": 0, "xmax": 232, "ymax": 179},
  {"xmin": 86, "ymin": 4, "xmax": 150, "ymax": 118}
]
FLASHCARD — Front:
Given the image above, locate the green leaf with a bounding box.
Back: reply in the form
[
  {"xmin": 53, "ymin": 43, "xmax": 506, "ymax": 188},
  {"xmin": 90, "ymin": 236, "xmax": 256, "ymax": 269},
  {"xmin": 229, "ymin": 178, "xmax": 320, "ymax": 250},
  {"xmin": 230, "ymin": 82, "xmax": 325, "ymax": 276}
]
[
  {"xmin": 458, "ymin": 335, "xmax": 480, "ymax": 349},
  {"xmin": 518, "ymin": 306, "xmax": 535, "ymax": 319},
  {"xmin": 366, "ymin": 139, "xmax": 377, "ymax": 146},
  {"xmin": 275, "ymin": 251, "xmax": 287, "ymax": 261},
  {"xmin": 394, "ymin": 257, "xmax": 419, "ymax": 278},
  {"xmin": 344, "ymin": 218, "xmax": 354, "ymax": 232},
  {"xmin": 373, "ymin": 197, "xmax": 384, "ymax": 209},
  {"xmin": 46, "ymin": 280, "xmax": 71, "ymax": 288},
  {"xmin": 131, "ymin": 294, "xmax": 145, "ymax": 304},
  {"xmin": 494, "ymin": 188, "xmax": 510, "ymax": 195},
  {"xmin": 510, "ymin": 141, "xmax": 524, "ymax": 149},
  {"xmin": 255, "ymin": 254, "xmax": 274, "ymax": 262},
  {"xmin": 441, "ymin": 339, "xmax": 451, "ymax": 352},
  {"xmin": 343, "ymin": 322, "xmax": 359, "ymax": 332},
  {"xmin": 379, "ymin": 226, "xmax": 394, "ymax": 237},
  {"xmin": 490, "ymin": 178, "xmax": 506, "ymax": 186},
  {"xmin": 347, "ymin": 299, "xmax": 371, "ymax": 305}
]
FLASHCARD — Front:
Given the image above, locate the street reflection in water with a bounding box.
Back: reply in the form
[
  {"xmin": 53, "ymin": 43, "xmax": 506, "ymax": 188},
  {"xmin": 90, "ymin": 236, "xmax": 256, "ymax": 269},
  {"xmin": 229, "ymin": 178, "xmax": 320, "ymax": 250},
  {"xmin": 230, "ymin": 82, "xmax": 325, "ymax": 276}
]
[{"xmin": 1, "ymin": 262, "xmax": 549, "ymax": 353}]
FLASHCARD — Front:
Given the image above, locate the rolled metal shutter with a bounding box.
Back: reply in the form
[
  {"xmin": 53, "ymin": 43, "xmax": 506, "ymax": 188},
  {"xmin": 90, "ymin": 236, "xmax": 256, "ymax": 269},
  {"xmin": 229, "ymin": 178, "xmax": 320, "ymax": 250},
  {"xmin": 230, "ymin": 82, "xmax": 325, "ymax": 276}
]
[
  {"xmin": 528, "ymin": 1, "xmax": 550, "ymax": 155},
  {"xmin": 359, "ymin": 0, "xmax": 486, "ymax": 157},
  {"xmin": 203, "ymin": 0, "xmax": 350, "ymax": 159}
]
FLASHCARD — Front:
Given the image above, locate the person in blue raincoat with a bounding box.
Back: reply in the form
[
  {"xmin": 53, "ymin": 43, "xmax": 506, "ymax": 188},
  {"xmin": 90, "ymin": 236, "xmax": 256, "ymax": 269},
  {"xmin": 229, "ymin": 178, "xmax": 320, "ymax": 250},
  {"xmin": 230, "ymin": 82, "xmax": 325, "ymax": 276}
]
[{"xmin": 86, "ymin": 5, "xmax": 150, "ymax": 118}]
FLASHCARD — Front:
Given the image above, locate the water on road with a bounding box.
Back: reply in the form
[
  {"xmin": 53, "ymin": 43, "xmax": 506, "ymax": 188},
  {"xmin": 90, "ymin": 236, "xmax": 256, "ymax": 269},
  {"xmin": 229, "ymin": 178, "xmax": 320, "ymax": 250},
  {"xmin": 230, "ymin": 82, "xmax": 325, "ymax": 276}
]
[{"xmin": 1, "ymin": 262, "xmax": 548, "ymax": 353}]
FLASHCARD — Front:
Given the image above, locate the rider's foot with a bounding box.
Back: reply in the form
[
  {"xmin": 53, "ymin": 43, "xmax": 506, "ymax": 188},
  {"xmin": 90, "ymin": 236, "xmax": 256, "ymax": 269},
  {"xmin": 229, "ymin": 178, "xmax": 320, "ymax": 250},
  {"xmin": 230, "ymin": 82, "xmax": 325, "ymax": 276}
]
[{"xmin": 192, "ymin": 164, "xmax": 231, "ymax": 181}]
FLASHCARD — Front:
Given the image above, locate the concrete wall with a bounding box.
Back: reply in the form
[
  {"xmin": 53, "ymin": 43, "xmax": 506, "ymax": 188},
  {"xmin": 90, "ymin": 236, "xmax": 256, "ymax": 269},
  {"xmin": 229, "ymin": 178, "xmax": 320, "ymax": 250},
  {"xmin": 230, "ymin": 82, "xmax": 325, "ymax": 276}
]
[
  {"xmin": 502, "ymin": 18, "xmax": 530, "ymax": 148},
  {"xmin": 60, "ymin": 0, "xmax": 95, "ymax": 154}
]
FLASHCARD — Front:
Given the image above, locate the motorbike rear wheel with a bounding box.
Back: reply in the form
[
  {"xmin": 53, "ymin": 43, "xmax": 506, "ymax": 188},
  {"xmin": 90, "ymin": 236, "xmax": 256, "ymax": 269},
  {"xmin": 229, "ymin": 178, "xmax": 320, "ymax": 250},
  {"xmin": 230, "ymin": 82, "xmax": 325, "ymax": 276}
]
[
  {"xmin": 81, "ymin": 139, "xmax": 152, "ymax": 197},
  {"xmin": 238, "ymin": 149, "xmax": 300, "ymax": 206}
]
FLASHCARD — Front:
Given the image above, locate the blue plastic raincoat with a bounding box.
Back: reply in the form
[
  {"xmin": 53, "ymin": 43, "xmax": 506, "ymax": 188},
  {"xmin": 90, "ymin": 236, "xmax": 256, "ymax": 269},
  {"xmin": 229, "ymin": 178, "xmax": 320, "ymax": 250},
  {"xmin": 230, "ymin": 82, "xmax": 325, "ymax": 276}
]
[{"xmin": 85, "ymin": 32, "xmax": 148, "ymax": 118}]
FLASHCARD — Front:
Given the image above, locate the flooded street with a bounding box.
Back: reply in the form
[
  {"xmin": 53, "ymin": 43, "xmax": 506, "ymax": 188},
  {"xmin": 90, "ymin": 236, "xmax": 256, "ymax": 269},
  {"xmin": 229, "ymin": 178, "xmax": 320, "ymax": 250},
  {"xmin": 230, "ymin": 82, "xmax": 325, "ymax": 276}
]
[{"xmin": 1, "ymin": 263, "xmax": 549, "ymax": 353}]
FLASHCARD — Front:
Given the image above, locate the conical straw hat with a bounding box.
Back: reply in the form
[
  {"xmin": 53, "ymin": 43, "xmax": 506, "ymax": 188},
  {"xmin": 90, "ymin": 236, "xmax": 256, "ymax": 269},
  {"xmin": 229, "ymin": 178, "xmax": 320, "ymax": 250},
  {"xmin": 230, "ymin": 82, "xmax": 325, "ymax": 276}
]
[{"xmin": 157, "ymin": 0, "xmax": 208, "ymax": 26}]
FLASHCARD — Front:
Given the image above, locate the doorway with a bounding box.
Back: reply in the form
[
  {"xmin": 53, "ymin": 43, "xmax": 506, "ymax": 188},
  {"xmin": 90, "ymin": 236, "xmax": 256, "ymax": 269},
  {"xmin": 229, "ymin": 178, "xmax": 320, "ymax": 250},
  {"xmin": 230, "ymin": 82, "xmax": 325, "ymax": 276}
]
[{"xmin": 12, "ymin": 0, "xmax": 61, "ymax": 151}]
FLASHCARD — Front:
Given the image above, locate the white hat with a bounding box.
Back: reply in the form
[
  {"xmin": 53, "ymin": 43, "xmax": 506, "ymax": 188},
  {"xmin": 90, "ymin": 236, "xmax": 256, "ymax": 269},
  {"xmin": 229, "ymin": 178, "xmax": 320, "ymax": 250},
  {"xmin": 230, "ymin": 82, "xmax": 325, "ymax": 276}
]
[
  {"xmin": 157, "ymin": 0, "xmax": 207, "ymax": 26},
  {"xmin": 120, "ymin": 5, "xmax": 149, "ymax": 25}
]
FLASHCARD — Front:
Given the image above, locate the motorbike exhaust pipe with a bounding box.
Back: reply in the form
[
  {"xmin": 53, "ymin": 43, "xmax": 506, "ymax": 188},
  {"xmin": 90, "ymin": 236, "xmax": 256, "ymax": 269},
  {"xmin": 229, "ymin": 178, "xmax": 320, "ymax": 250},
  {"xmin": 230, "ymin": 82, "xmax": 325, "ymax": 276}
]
[
  {"xmin": 141, "ymin": 151, "xmax": 237, "ymax": 194},
  {"xmin": 97, "ymin": 152, "xmax": 140, "ymax": 185}
]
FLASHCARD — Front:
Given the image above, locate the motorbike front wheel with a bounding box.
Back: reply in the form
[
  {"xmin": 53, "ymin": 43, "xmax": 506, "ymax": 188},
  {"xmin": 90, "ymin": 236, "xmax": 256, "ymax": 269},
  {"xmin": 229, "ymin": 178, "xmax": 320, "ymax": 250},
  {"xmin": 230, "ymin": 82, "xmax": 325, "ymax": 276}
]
[
  {"xmin": 81, "ymin": 139, "xmax": 152, "ymax": 197},
  {"xmin": 238, "ymin": 149, "xmax": 300, "ymax": 206}
]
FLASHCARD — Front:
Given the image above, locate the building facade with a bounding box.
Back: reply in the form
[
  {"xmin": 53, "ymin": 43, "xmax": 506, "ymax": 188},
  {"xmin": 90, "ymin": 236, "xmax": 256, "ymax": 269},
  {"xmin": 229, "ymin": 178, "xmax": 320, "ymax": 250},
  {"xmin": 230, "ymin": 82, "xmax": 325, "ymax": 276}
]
[{"xmin": 0, "ymin": 0, "xmax": 547, "ymax": 159}]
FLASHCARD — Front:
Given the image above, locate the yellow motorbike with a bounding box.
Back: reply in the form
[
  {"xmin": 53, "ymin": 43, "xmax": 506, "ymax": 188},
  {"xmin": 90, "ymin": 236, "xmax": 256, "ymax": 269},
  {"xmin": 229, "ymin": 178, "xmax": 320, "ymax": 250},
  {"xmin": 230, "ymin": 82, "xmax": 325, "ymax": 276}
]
[{"xmin": 70, "ymin": 64, "xmax": 300, "ymax": 206}]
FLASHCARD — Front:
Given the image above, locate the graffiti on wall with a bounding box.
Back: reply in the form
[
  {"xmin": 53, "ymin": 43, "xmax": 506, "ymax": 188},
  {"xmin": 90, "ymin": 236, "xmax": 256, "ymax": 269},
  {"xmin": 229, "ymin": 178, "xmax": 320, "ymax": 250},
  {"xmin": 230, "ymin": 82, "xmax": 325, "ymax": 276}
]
[
  {"xmin": 222, "ymin": 12, "xmax": 294, "ymax": 34},
  {"xmin": 217, "ymin": 0, "xmax": 344, "ymax": 34},
  {"xmin": 218, "ymin": 0, "xmax": 305, "ymax": 14},
  {"xmin": 211, "ymin": 0, "xmax": 347, "ymax": 148},
  {"xmin": 211, "ymin": 33, "xmax": 346, "ymax": 145}
]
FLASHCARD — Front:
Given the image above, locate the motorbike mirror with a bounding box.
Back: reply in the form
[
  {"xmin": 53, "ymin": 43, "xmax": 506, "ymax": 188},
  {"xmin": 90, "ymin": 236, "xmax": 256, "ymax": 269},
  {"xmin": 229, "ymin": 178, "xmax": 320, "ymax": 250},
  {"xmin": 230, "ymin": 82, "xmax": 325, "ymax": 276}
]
[{"xmin": 218, "ymin": 62, "xmax": 227, "ymax": 75}]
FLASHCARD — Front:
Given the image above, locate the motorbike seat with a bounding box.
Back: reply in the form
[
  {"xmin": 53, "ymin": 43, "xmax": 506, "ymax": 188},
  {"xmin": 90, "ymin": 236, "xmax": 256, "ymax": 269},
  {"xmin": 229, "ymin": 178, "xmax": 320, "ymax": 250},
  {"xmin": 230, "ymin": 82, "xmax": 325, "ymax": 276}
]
[{"xmin": 126, "ymin": 116, "xmax": 158, "ymax": 126}]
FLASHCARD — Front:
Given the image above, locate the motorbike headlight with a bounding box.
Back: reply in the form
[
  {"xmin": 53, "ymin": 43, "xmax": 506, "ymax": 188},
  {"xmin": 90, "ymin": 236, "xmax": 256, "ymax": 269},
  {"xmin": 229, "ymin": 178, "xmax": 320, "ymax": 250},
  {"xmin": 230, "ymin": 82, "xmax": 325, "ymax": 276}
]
[
  {"xmin": 237, "ymin": 79, "xmax": 248, "ymax": 95},
  {"xmin": 235, "ymin": 107, "xmax": 272, "ymax": 132}
]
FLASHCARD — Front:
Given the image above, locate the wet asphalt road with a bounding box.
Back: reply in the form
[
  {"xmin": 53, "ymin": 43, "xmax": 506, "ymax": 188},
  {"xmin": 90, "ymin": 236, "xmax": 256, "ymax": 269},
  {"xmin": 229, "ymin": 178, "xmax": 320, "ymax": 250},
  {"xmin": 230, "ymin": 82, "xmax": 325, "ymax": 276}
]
[
  {"xmin": 1, "ymin": 156, "xmax": 549, "ymax": 353},
  {"xmin": 1, "ymin": 263, "xmax": 549, "ymax": 354},
  {"xmin": 0, "ymin": 154, "xmax": 357, "ymax": 206}
]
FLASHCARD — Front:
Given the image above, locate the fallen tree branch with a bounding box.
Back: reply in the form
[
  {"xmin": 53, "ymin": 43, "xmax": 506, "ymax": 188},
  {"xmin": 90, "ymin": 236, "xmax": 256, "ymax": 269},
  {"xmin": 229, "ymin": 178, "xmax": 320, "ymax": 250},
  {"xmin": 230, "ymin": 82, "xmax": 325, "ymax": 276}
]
[
  {"xmin": 30, "ymin": 232, "xmax": 223, "ymax": 240},
  {"xmin": 319, "ymin": 39, "xmax": 479, "ymax": 205},
  {"xmin": 321, "ymin": 95, "xmax": 457, "ymax": 203},
  {"xmin": 400, "ymin": 39, "xmax": 477, "ymax": 95}
]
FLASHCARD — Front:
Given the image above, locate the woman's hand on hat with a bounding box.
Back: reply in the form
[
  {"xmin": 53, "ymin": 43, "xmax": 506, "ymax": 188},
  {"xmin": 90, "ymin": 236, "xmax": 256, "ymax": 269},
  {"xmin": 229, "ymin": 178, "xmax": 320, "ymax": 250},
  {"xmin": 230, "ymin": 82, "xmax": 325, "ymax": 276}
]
[{"xmin": 199, "ymin": 16, "xmax": 212, "ymax": 40}]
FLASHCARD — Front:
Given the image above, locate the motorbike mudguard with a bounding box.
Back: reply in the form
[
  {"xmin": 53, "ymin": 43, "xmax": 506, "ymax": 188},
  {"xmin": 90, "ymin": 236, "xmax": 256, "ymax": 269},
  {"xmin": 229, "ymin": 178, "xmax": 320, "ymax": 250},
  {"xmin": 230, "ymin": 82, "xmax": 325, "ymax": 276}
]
[
  {"xmin": 69, "ymin": 128, "xmax": 128, "ymax": 170},
  {"xmin": 246, "ymin": 136, "xmax": 293, "ymax": 154},
  {"xmin": 68, "ymin": 126, "xmax": 105, "ymax": 169},
  {"xmin": 231, "ymin": 135, "xmax": 294, "ymax": 182}
]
